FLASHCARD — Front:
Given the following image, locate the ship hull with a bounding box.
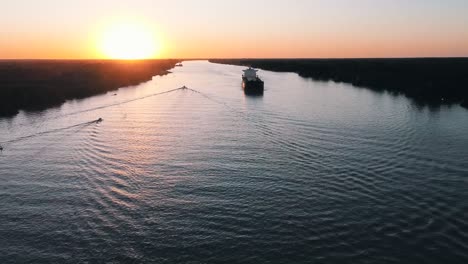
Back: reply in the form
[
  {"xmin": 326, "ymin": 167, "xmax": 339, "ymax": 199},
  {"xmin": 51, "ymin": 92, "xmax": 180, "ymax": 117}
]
[{"xmin": 242, "ymin": 77, "xmax": 264, "ymax": 95}]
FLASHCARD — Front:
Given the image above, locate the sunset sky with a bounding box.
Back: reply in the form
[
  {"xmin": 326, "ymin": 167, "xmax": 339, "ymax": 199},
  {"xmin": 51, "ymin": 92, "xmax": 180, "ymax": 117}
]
[{"xmin": 1, "ymin": 0, "xmax": 468, "ymax": 59}]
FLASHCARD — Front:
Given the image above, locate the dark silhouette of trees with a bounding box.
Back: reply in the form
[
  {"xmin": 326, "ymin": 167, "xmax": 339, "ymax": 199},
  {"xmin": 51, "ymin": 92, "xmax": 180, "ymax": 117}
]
[
  {"xmin": 0, "ymin": 60, "xmax": 178, "ymax": 117},
  {"xmin": 211, "ymin": 58, "xmax": 468, "ymax": 109}
]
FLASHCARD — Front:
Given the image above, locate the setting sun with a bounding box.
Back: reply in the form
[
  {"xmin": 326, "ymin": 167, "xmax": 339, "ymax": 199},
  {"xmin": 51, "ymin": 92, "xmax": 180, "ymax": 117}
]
[{"xmin": 99, "ymin": 23, "xmax": 160, "ymax": 59}]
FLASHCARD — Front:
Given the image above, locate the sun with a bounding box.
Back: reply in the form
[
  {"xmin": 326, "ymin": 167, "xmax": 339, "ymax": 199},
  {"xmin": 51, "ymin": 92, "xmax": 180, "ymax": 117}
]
[{"xmin": 99, "ymin": 22, "xmax": 160, "ymax": 59}]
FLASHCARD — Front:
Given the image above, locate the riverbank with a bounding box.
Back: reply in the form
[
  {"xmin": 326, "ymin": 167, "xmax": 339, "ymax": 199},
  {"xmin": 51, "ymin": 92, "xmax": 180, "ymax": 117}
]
[
  {"xmin": 210, "ymin": 58, "xmax": 468, "ymax": 109},
  {"xmin": 0, "ymin": 59, "xmax": 179, "ymax": 117}
]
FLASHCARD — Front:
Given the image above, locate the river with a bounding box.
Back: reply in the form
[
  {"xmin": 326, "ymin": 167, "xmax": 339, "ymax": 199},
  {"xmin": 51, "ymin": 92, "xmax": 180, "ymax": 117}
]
[{"xmin": 1, "ymin": 60, "xmax": 468, "ymax": 263}]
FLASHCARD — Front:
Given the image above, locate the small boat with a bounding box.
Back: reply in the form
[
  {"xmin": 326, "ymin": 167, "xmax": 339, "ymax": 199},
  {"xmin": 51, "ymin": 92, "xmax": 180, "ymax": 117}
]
[
  {"xmin": 96, "ymin": 118, "xmax": 103, "ymax": 123},
  {"xmin": 242, "ymin": 67, "xmax": 264, "ymax": 95},
  {"xmin": 0, "ymin": 146, "xmax": 3, "ymax": 151},
  {"xmin": 176, "ymin": 63, "xmax": 183, "ymax": 67}
]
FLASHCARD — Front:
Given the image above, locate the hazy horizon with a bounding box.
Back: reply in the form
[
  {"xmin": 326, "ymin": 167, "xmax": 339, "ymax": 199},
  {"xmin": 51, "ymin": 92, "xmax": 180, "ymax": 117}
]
[
  {"xmin": 2, "ymin": 56, "xmax": 468, "ymax": 61},
  {"xmin": 1, "ymin": 0, "xmax": 468, "ymax": 59}
]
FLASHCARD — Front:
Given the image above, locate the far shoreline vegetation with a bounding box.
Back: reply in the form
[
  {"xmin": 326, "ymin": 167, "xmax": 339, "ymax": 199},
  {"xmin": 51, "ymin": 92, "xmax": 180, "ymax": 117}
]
[
  {"xmin": 0, "ymin": 59, "xmax": 179, "ymax": 117},
  {"xmin": 0, "ymin": 58, "xmax": 467, "ymax": 118},
  {"xmin": 210, "ymin": 58, "xmax": 468, "ymax": 110}
]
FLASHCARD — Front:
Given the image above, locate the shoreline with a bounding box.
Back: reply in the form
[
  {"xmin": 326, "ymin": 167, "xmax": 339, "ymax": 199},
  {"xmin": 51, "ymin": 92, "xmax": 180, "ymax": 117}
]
[
  {"xmin": 0, "ymin": 59, "xmax": 179, "ymax": 118},
  {"xmin": 210, "ymin": 58, "xmax": 468, "ymax": 109}
]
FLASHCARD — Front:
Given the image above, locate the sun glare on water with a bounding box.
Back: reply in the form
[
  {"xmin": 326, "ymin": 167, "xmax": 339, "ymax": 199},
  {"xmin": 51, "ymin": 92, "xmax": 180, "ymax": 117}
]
[{"xmin": 99, "ymin": 23, "xmax": 160, "ymax": 59}]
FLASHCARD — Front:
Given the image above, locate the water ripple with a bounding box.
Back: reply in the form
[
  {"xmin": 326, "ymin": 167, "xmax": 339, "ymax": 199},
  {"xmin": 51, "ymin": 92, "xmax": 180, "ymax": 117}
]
[{"xmin": 1, "ymin": 61, "xmax": 468, "ymax": 263}]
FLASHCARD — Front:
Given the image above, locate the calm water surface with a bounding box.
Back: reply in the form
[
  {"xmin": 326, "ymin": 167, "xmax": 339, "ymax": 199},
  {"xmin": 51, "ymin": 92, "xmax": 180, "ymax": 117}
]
[{"xmin": 1, "ymin": 61, "xmax": 468, "ymax": 263}]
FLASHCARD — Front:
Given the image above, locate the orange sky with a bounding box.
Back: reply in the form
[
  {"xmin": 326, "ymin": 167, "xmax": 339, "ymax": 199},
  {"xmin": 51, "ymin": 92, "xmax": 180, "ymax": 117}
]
[{"xmin": 1, "ymin": 0, "xmax": 468, "ymax": 59}]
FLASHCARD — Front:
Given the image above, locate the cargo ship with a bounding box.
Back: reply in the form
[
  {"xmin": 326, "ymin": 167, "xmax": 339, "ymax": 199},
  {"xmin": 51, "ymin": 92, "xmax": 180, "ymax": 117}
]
[{"xmin": 242, "ymin": 67, "xmax": 264, "ymax": 94}]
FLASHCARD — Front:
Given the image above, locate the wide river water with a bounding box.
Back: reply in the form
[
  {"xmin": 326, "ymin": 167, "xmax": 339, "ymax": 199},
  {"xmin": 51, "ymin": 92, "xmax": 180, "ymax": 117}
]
[{"xmin": 1, "ymin": 61, "xmax": 468, "ymax": 263}]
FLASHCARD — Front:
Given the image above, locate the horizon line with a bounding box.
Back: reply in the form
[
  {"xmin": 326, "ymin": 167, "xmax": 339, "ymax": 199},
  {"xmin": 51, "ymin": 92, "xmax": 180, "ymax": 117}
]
[{"xmin": 1, "ymin": 56, "xmax": 468, "ymax": 61}]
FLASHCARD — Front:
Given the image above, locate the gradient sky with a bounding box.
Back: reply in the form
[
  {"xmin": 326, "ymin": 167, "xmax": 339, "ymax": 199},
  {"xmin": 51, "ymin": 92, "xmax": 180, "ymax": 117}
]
[{"xmin": 1, "ymin": 0, "xmax": 468, "ymax": 59}]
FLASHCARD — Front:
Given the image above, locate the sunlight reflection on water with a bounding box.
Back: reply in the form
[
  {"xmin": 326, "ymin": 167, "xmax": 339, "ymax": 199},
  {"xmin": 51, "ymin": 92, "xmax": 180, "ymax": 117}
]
[{"xmin": 1, "ymin": 61, "xmax": 468, "ymax": 263}]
